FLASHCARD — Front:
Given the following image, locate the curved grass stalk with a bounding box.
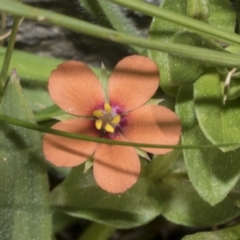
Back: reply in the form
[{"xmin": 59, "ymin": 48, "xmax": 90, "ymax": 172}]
[
  {"xmin": 0, "ymin": 113, "xmax": 239, "ymax": 149},
  {"xmin": 0, "ymin": 17, "xmax": 22, "ymax": 98},
  {"xmin": 1, "ymin": 0, "xmax": 240, "ymax": 68},
  {"xmin": 111, "ymin": 0, "xmax": 240, "ymax": 46}
]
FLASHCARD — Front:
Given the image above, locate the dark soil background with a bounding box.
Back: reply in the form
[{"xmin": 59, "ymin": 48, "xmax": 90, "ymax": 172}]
[{"xmin": 1, "ymin": 0, "xmax": 239, "ymax": 239}]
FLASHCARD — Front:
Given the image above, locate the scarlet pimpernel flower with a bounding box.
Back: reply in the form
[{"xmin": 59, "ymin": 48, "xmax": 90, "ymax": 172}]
[{"xmin": 43, "ymin": 55, "xmax": 181, "ymax": 193}]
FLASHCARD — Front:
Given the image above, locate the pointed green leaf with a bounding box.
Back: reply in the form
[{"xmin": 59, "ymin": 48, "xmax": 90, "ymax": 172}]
[
  {"xmin": 136, "ymin": 148, "xmax": 151, "ymax": 161},
  {"xmin": 51, "ymin": 164, "xmax": 163, "ymax": 229},
  {"xmin": 176, "ymin": 85, "xmax": 240, "ymax": 205},
  {"xmin": 0, "ymin": 70, "xmax": 51, "ymax": 240}
]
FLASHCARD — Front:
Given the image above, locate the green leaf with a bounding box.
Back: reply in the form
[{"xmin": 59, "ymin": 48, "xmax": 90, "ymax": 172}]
[
  {"xmin": 169, "ymin": 31, "xmax": 225, "ymax": 85},
  {"xmin": 0, "ymin": 70, "xmax": 51, "ymax": 239},
  {"xmin": 207, "ymin": 0, "xmax": 236, "ymax": 32},
  {"xmin": 176, "ymin": 85, "xmax": 240, "ymax": 205},
  {"xmin": 182, "ymin": 224, "xmax": 240, "ymax": 240},
  {"xmin": 51, "ymin": 164, "xmax": 164, "ymax": 229},
  {"xmin": 159, "ymin": 174, "xmax": 240, "ymax": 226},
  {"xmin": 78, "ymin": 0, "xmax": 113, "ymax": 28},
  {"xmin": 194, "ymin": 72, "xmax": 240, "ymax": 152},
  {"xmin": 169, "ymin": 32, "xmax": 205, "ymax": 86},
  {"xmin": 136, "ymin": 148, "xmax": 151, "ymax": 161}
]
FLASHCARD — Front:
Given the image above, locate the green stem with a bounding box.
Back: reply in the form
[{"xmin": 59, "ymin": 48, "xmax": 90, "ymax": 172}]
[
  {"xmin": 0, "ymin": 113, "xmax": 239, "ymax": 149},
  {"xmin": 1, "ymin": 1, "xmax": 240, "ymax": 67},
  {"xmin": 78, "ymin": 223, "xmax": 115, "ymax": 240},
  {"xmin": 0, "ymin": 17, "xmax": 21, "ymax": 98},
  {"xmin": 148, "ymin": 149, "xmax": 182, "ymax": 182}
]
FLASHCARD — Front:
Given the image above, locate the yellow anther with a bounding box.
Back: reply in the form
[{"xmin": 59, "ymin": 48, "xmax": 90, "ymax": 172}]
[
  {"xmin": 95, "ymin": 119, "xmax": 103, "ymax": 130},
  {"xmin": 104, "ymin": 124, "xmax": 114, "ymax": 133},
  {"xmin": 111, "ymin": 114, "xmax": 121, "ymax": 124},
  {"xmin": 104, "ymin": 103, "xmax": 112, "ymax": 114},
  {"xmin": 92, "ymin": 110, "xmax": 104, "ymax": 117},
  {"xmin": 93, "ymin": 103, "xmax": 120, "ymax": 133}
]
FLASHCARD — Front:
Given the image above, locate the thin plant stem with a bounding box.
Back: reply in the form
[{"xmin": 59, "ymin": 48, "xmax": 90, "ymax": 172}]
[
  {"xmin": 111, "ymin": 0, "xmax": 240, "ymax": 46},
  {"xmin": 1, "ymin": 1, "xmax": 240, "ymax": 68},
  {"xmin": 0, "ymin": 17, "xmax": 21, "ymax": 98},
  {"xmin": 0, "ymin": 113, "xmax": 240, "ymax": 149}
]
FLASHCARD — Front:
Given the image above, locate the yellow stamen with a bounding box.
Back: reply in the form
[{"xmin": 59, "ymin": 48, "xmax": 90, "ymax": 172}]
[
  {"xmin": 111, "ymin": 114, "xmax": 121, "ymax": 124},
  {"xmin": 92, "ymin": 110, "xmax": 104, "ymax": 117},
  {"xmin": 104, "ymin": 124, "xmax": 114, "ymax": 133},
  {"xmin": 104, "ymin": 103, "xmax": 112, "ymax": 114},
  {"xmin": 95, "ymin": 119, "xmax": 103, "ymax": 130}
]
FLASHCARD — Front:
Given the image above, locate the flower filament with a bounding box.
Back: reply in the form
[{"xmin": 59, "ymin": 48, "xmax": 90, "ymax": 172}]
[{"xmin": 93, "ymin": 103, "xmax": 121, "ymax": 133}]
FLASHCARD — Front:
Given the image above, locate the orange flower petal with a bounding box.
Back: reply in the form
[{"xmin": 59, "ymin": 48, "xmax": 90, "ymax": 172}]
[
  {"xmin": 43, "ymin": 118, "xmax": 99, "ymax": 167},
  {"xmin": 48, "ymin": 61, "xmax": 105, "ymax": 116},
  {"xmin": 108, "ymin": 55, "xmax": 159, "ymax": 112},
  {"xmin": 122, "ymin": 105, "xmax": 181, "ymax": 154},
  {"xmin": 93, "ymin": 134, "xmax": 140, "ymax": 193}
]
